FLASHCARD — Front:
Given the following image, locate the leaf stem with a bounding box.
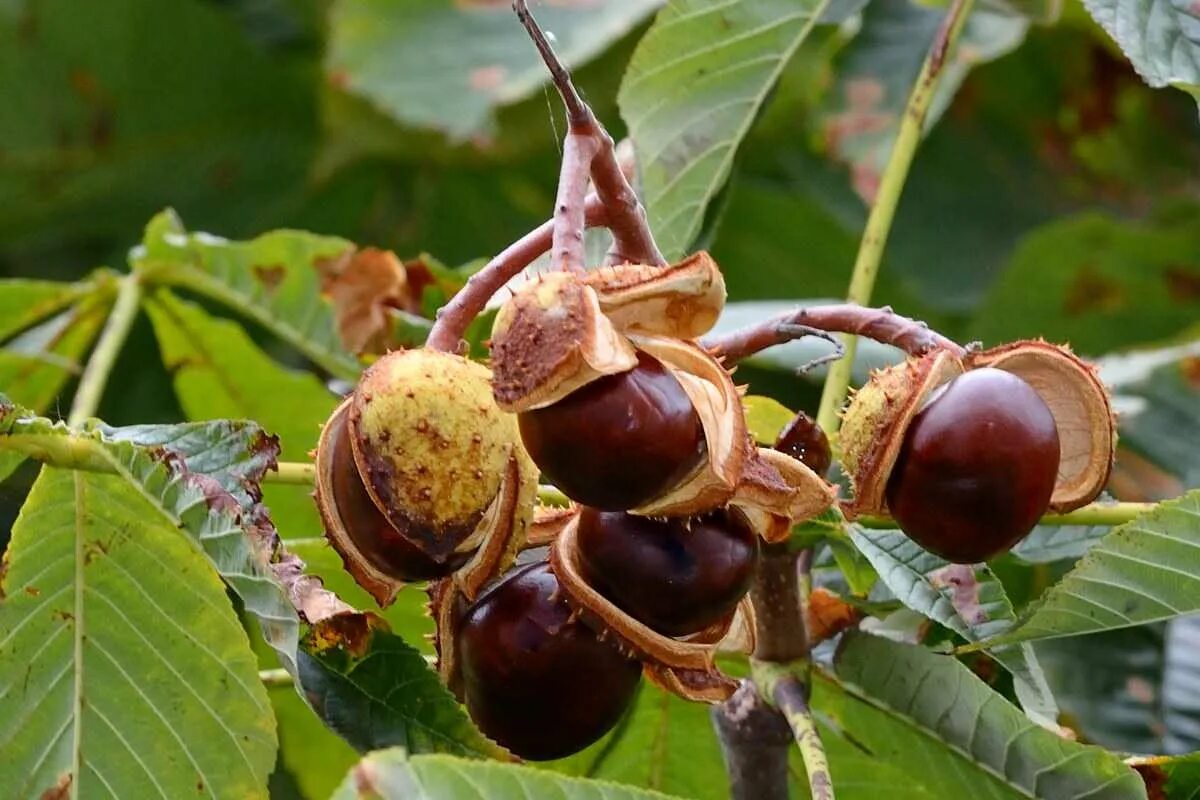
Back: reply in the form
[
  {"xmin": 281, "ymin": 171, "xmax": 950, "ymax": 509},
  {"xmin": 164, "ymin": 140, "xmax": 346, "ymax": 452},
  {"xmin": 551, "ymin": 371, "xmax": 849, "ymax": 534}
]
[
  {"xmin": 67, "ymin": 273, "xmax": 143, "ymax": 427},
  {"xmin": 258, "ymin": 668, "xmax": 292, "ymax": 688},
  {"xmin": 752, "ymin": 661, "xmax": 834, "ymax": 800},
  {"xmin": 853, "ymin": 501, "xmax": 1154, "ymax": 529},
  {"xmin": 814, "ymin": 0, "xmax": 976, "ymax": 436}
]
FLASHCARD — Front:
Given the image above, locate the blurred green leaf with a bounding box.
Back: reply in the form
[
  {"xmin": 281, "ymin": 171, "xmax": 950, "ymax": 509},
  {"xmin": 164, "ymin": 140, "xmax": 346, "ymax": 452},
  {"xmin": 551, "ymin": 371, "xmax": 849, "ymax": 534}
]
[
  {"xmin": 135, "ymin": 210, "xmax": 360, "ymax": 380},
  {"xmin": 298, "ymin": 614, "xmax": 507, "ymax": 760},
  {"xmin": 1110, "ymin": 352, "xmax": 1200, "ymax": 490},
  {"xmin": 982, "ymin": 490, "xmax": 1200, "ymax": 648},
  {"xmin": 326, "ymin": 0, "xmax": 661, "ymax": 140},
  {"xmin": 848, "ymin": 526, "xmax": 1058, "ymax": 725},
  {"xmin": 1081, "ymin": 0, "xmax": 1200, "ymax": 102},
  {"xmin": 742, "ymin": 395, "xmax": 795, "ymax": 443},
  {"xmin": 824, "ymin": 631, "xmax": 1145, "ymax": 798},
  {"xmin": 619, "ymin": 0, "xmax": 831, "ymax": 260},
  {"xmin": 143, "ymin": 289, "xmax": 337, "ymax": 539},
  {"xmin": 1164, "ymin": 616, "xmax": 1200, "ymax": 753},
  {"xmin": 1011, "ymin": 523, "xmax": 1113, "ymax": 563},
  {"xmin": 0, "ymin": 466, "xmax": 276, "ymax": 799},
  {"xmin": 335, "ymin": 748, "xmax": 687, "ymax": 800},
  {"xmin": 970, "ymin": 209, "xmax": 1200, "ymax": 354},
  {"xmin": 0, "ymin": 278, "xmax": 93, "ymax": 342}
]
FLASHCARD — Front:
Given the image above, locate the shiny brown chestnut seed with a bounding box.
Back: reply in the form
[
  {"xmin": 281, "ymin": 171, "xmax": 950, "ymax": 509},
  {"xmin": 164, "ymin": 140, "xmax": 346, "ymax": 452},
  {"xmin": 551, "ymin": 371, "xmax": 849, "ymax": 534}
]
[
  {"xmin": 518, "ymin": 351, "xmax": 705, "ymax": 510},
  {"xmin": 458, "ymin": 562, "xmax": 642, "ymax": 760},
  {"xmin": 575, "ymin": 507, "xmax": 759, "ymax": 637},
  {"xmin": 774, "ymin": 410, "xmax": 832, "ymax": 476},
  {"xmin": 885, "ymin": 367, "xmax": 1060, "ymax": 563},
  {"xmin": 326, "ymin": 407, "xmax": 468, "ymax": 581}
]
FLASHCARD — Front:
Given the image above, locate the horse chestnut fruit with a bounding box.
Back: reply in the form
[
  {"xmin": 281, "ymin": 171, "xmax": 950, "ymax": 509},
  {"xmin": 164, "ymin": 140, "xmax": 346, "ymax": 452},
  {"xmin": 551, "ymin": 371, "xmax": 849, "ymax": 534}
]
[
  {"xmin": 458, "ymin": 562, "xmax": 642, "ymax": 760},
  {"xmin": 575, "ymin": 507, "xmax": 759, "ymax": 637},
  {"xmin": 885, "ymin": 367, "xmax": 1060, "ymax": 563},
  {"xmin": 518, "ymin": 352, "xmax": 705, "ymax": 510},
  {"xmin": 774, "ymin": 410, "xmax": 832, "ymax": 476}
]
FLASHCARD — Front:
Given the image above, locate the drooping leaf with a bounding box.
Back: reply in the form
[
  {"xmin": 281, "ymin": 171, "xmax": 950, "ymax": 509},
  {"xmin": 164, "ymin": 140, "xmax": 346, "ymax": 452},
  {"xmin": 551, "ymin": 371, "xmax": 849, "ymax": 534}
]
[
  {"xmin": 326, "ymin": 0, "xmax": 662, "ymax": 140},
  {"xmin": 822, "ymin": 631, "xmax": 1145, "ymax": 799},
  {"xmin": 0, "ymin": 467, "xmax": 276, "ymax": 799},
  {"xmin": 971, "ymin": 210, "xmax": 1200, "ymax": 354},
  {"xmin": 848, "ymin": 526, "xmax": 1058, "ymax": 725},
  {"xmin": 1081, "ymin": 0, "xmax": 1200, "ymax": 102},
  {"xmin": 976, "ymin": 491, "xmax": 1200, "ymax": 649},
  {"xmin": 619, "ymin": 0, "xmax": 832, "ymax": 260},
  {"xmin": 0, "ymin": 398, "xmax": 301, "ymax": 678},
  {"xmin": 134, "ymin": 210, "xmax": 360, "ymax": 380},
  {"xmin": 298, "ymin": 613, "xmax": 507, "ymax": 760},
  {"xmin": 335, "ymin": 748, "xmax": 687, "ymax": 800},
  {"xmin": 143, "ymin": 289, "xmax": 338, "ymax": 539}
]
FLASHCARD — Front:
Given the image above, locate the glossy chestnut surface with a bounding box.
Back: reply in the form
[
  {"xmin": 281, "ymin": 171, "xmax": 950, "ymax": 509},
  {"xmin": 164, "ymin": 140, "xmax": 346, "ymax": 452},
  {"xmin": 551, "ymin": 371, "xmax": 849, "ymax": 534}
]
[
  {"xmin": 518, "ymin": 352, "xmax": 705, "ymax": 511},
  {"xmin": 774, "ymin": 410, "xmax": 832, "ymax": 476},
  {"xmin": 458, "ymin": 562, "xmax": 642, "ymax": 760},
  {"xmin": 327, "ymin": 413, "xmax": 467, "ymax": 581},
  {"xmin": 885, "ymin": 367, "xmax": 1060, "ymax": 563},
  {"xmin": 576, "ymin": 507, "xmax": 759, "ymax": 637}
]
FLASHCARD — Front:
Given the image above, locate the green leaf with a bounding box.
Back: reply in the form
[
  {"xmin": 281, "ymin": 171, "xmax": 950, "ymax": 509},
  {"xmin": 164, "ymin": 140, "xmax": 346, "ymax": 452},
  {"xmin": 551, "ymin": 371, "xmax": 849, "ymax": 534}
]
[
  {"xmin": 980, "ymin": 491, "xmax": 1200, "ymax": 648},
  {"xmin": 0, "ymin": 466, "xmax": 276, "ymax": 799},
  {"xmin": 1010, "ymin": 524, "xmax": 1112, "ymax": 564},
  {"xmin": 815, "ymin": 0, "xmax": 1027, "ymax": 203},
  {"xmin": 741, "ymin": 395, "xmax": 794, "ymax": 443},
  {"xmin": 847, "ymin": 526, "xmax": 1058, "ymax": 725},
  {"xmin": 134, "ymin": 210, "xmax": 360, "ymax": 380},
  {"xmin": 823, "ymin": 631, "xmax": 1145, "ymax": 799},
  {"xmin": 1109, "ymin": 350, "xmax": 1200, "ymax": 490},
  {"xmin": 326, "ymin": 0, "xmax": 661, "ymax": 140},
  {"xmin": 1081, "ymin": 0, "xmax": 1200, "ymax": 101},
  {"xmin": 335, "ymin": 748, "xmax": 686, "ymax": 800},
  {"xmin": 0, "ymin": 278, "xmax": 95, "ymax": 343},
  {"xmin": 0, "ymin": 399, "xmax": 302, "ymax": 679},
  {"xmin": 143, "ymin": 289, "xmax": 338, "ymax": 539},
  {"xmin": 971, "ymin": 210, "xmax": 1200, "ymax": 354},
  {"xmin": 298, "ymin": 614, "xmax": 507, "ymax": 760},
  {"xmin": 619, "ymin": 0, "xmax": 831, "ymax": 260}
]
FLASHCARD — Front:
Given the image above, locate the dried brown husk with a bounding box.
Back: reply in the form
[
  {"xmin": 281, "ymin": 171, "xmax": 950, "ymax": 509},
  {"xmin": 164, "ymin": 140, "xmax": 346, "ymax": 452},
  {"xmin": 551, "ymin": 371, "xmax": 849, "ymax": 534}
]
[
  {"xmin": 525, "ymin": 503, "xmax": 576, "ymax": 547},
  {"xmin": 489, "ymin": 272, "xmax": 637, "ymax": 411},
  {"xmin": 967, "ymin": 340, "xmax": 1115, "ymax": 512},
  {"xmin": 839, "ymin": 340, "xmax": 1115, "ymax": 517},
  {"xmin": 550, "ymin": 509, "xmax": 751, "ymax": 702},
  {"xmin": 583, "ymin": 252, "xmax": 726, "ymax": 339},
  {"xmin": 427, "ymin": 578, "xmax": 466, "ymax": 699},
  {"xmin": 730, "ymin": 448, "xmax": 838, "ymax": 542}
]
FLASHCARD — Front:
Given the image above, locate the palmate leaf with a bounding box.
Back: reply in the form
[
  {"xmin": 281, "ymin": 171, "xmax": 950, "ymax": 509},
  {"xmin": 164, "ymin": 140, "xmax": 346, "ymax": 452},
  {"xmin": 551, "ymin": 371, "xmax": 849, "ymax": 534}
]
[
  {"xmin": 0, "ymin": 466, "xmax": 275, "ymax": 799},
  {"xmin": 0, "ymin": 398, "xmax": 301, "ymax": 678},
  {"xmin": 133, "ymin": 210, "xmax": 360, "ymax": 381},
  {"xmin": 821, "ymin": 632, "xmax": 1145, "ymax": 799},
  {"xmin": 335, "ymin": 748, "xmax": 686, "ymax": 800},
  {"xmin": 618, "ymin": 0, "xmax": 832, "ymax": 260},
  {"xmin": 326, "ymin": 0, "xmax": 662, "ymax": 140},
  {"xmin": 847, "ymin": 526, "xmax": 1058, "ymax": 725},
  {"xmin": 979, "ymin": 490, "xmax": 1200, "ymax": 649}
]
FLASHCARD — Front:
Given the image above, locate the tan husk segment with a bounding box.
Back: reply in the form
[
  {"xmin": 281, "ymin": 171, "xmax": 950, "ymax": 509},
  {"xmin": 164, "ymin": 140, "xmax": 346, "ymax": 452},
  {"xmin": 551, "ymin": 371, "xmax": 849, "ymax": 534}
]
[
  {"xmin": 550, "ymin": 509, "xmax": 749, "ymax": 702},
  {"xmin": 489, "ymin": 272, "xmax": 638, "ymax": 411},
  {"xmin": 584, "ymin": 252, "xmax": 726, "ymax": 339},
  {"xmin": 967, "ymin": 340, "xmax": 1115, "ymax": 512},
  {"xmin": 427, "ymin": 578, "xmax": 465, "ymax": 699},
  {"xmin": 839, "ymin": 349, "xmax": 965, "ymax": 517}
]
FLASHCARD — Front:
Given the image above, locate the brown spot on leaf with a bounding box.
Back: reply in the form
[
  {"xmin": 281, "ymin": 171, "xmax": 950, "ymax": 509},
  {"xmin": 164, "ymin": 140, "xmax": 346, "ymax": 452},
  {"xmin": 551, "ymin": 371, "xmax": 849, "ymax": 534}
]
[
  {"xmin": 469, "ymin": 65, "xmax": 507, "ymax": 93},
  {"xmin": 1063, "ymin": 265, "xmax": 1125, "ymax": 316},
  {"xmin": 305, "ymin": 611, "xmax": 386, "ymax": 658},
  {"xmin": 806, "ymin": 587, "xmax": 862, "ymax": 646},
  {"xmin": 24, "ymin": 586, "xmax": 39, "ymax": 597},
  {"xmin": 317, "ymin": 247, "xmax": 417, "ymax": 355},
  {"xmin": 327, "ymin": 69, "xmax": 349, "ymax": 90},
  {"xmin": 1180, "ymin": 356, "xmax": 1200, "ymax": 388},
  {"xmin": 253, "ymin": 264, "xmax": 286, "ymax": 293},
  {"xmin": 53, "ymin": 610, "xmax": 75, "ymax": 624},
  {"xmin": 1165, "ymin": 266, "xmax": 1200, "ymax": 300},
  {"xmin": 1130, "ymin": 760, "xmax": 1169, "ymax": 800},
  {"xmin": 928, "ymin": 563, "xmax": 986, "ymax": 625},
  {"xmin": 39, "ymin": 773, "xmax": 72, "ymax": 800}
]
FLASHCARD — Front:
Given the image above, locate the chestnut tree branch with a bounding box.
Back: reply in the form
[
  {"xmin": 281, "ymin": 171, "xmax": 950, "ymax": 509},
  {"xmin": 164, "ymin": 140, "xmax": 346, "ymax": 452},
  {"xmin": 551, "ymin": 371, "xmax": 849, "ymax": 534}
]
[
  {"xmin": 424, "ymin": 196, "xmax": 607, "ymax": 352},
  {"xmin": 514, "ymin": 0, "xmax": 665, "ymax": 267},
  {"xmin": 553, "ymin": 132, "xmax": 601, "ymax": 273},
  {"xmin": 814, "ymin": 0, "xmax": 977, "ymax": 436},
  {"xmin": 753, "ymin": 663, "xmax": 835, "ymax": 800},
  {"xmin": 705, "ymin": 303, "xmax": 965, "ymax": 365},
  {"xmin": 711, "ymin": 681, "xmax": 794, "ymax": 800}
]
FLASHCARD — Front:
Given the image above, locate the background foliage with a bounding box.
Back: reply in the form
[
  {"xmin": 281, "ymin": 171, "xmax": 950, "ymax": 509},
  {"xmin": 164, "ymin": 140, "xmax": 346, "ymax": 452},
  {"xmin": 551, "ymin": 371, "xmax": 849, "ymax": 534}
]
[{"xmin": 1, "ymin": 0, "xmax": 1198, "ymax": 798}]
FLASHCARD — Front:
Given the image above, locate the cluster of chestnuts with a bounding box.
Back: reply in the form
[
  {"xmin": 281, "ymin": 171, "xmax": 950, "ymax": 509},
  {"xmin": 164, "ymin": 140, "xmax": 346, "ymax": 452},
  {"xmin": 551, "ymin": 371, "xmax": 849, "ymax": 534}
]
[{"xmin": 313, "ymin": 254, "xmax": 1113, "ymax": 760}]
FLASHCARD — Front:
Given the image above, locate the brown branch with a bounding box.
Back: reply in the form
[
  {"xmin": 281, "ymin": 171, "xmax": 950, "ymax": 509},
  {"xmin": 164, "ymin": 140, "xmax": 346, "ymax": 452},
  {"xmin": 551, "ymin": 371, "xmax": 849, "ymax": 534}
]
[
  {"xmin": 711, "ymin": 681, "xmax": 794, "ymax": 800},
  {"xmin": 703, "ymin": 303, "xmax": 965, "ymax": 365},
  {"xmin": 553, "ymin": 132, "xmax": 600, "ymax": 273},
  {"xmin": 752, "ymin": 543, "xmax": 809, "ymax": 662},
  {"xmin": 514, "ymin": 0, "xmax": 665, "ymax": 267},
  {"xmin": 424, "ymin": 196, "xmax": 608, "ymax": 353}
]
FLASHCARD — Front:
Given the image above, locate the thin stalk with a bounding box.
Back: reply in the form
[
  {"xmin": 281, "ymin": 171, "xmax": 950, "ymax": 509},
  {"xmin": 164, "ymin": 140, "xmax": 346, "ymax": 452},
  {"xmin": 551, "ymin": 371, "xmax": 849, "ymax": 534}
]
[
  {"xmin": 258, "ymin": 669, "xmax": 293, "ymax": 689},
  {"xmin": 815, "ymin": 0, "xmax": 976, "ymax": 436},
  {"xmin": 752, "ymin": 661, "xmax": 833, "ymax": 800},
  {"xmin": 68, "ymin": 273, "xmax": 143, "ymax": 427},
  {"xmin": 853, "ymin": 501, "xmax": 1154, "ymax": 530}
]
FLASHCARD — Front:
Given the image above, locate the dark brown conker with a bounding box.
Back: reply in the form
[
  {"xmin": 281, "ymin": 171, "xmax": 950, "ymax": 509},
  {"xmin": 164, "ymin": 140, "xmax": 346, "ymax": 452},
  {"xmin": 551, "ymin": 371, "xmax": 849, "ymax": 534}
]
[
  {"xmin": 885, "ymin": 367, "xmax": 1060, "ymax": 563},
  {"xmin": 518, "ymin": 351, "xmax": 705, "ymax": 510},
  {"xmin": 326, "ymin": 410, "xmax": 467, "ymax": 581},
  {"xmin": 774, "ymin": 410, "xmax": 832, "ymax": 475},
  {"xmin": 575, "ymin": 507, "xmax": 759, "ymax": 637},
  {"xmin": 458, "ymin": 562, "xmax": 642, "ymax": 760}
]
